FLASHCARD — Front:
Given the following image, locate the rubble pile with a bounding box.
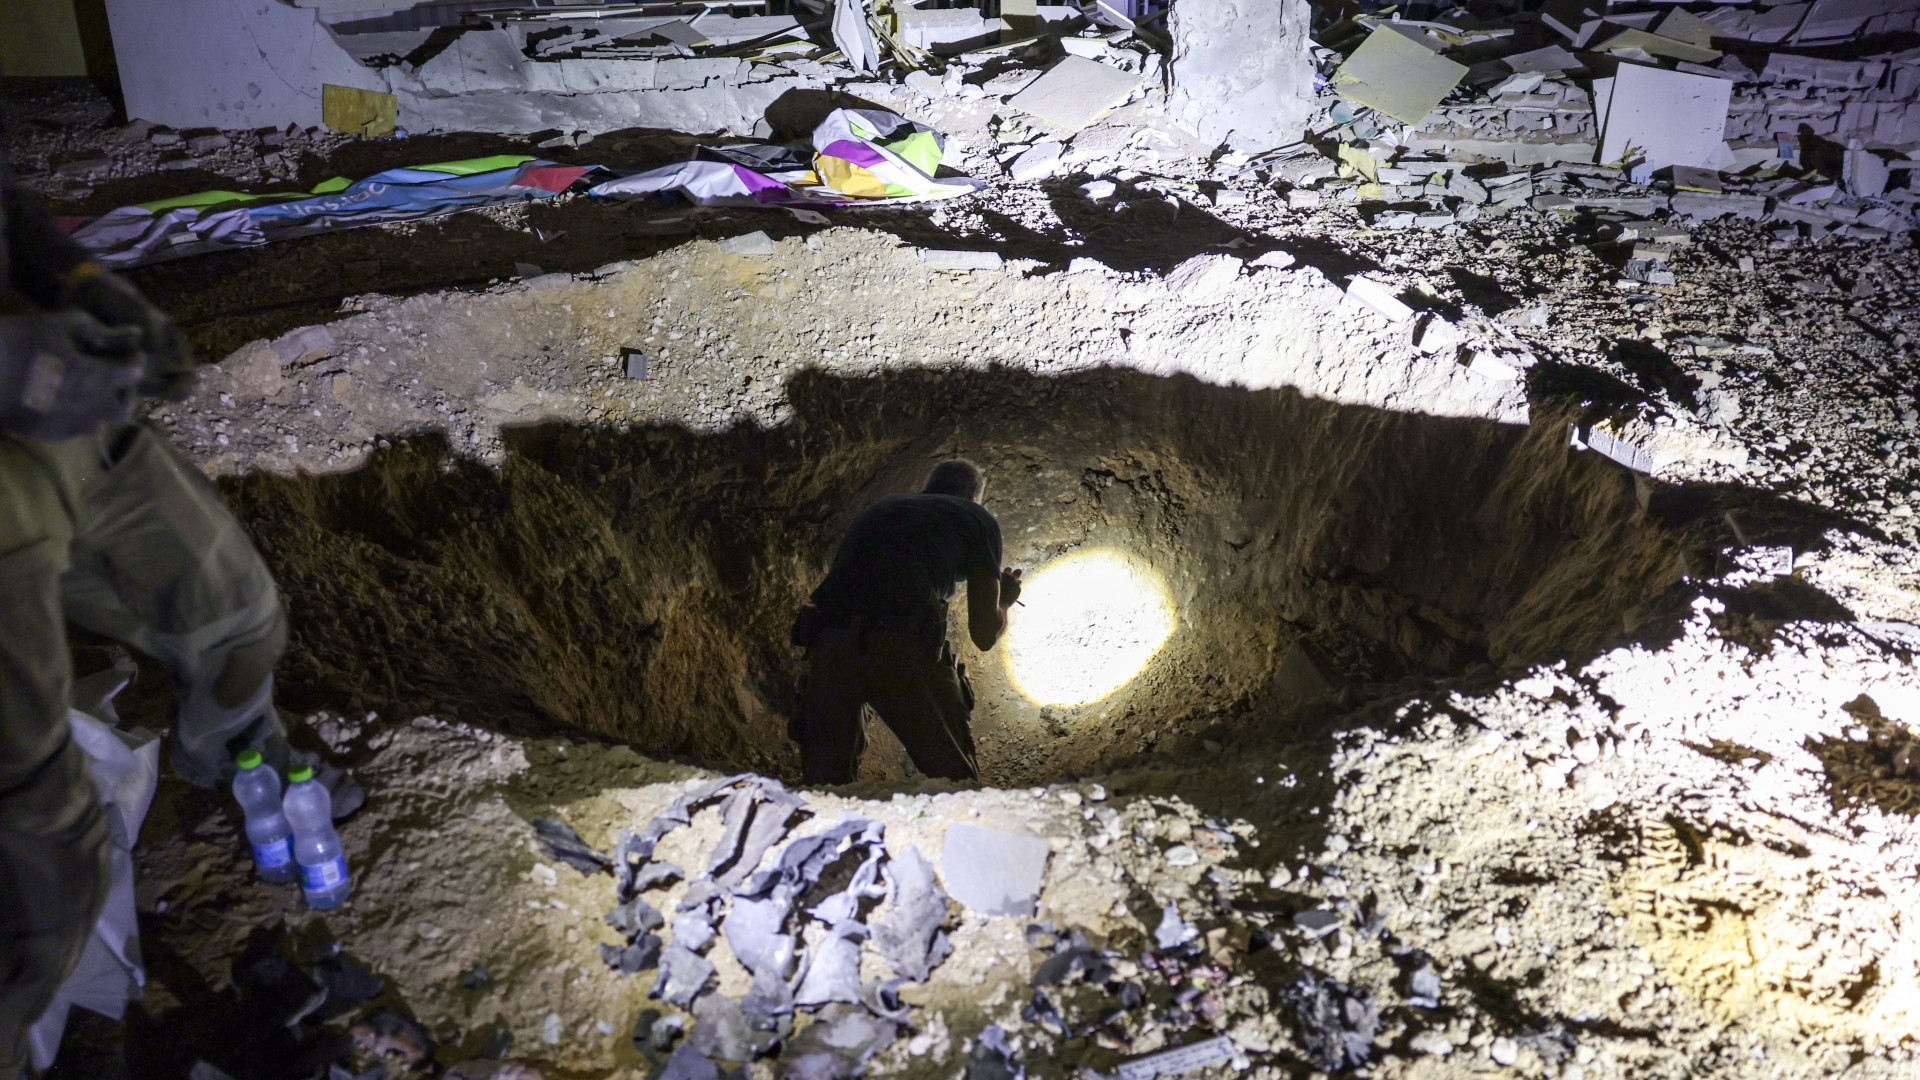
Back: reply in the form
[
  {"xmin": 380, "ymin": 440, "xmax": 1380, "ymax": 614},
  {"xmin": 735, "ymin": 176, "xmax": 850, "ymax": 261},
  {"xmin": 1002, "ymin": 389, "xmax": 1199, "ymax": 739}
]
[
  {"xmin": 525, "ymin": 772, "xmax": 1409, "ymax": 1079},
  {"xmin": 1288, "ymin": 0, "xmax": 1920, "ymax": 244}
]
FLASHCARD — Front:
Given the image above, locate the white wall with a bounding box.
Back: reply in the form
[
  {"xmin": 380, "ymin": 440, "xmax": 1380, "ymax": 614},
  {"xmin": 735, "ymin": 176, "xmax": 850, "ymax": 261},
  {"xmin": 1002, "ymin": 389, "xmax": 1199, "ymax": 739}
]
[{"xmin": 103, "ymin": 0, "xmax": 384, "ymax": 129}]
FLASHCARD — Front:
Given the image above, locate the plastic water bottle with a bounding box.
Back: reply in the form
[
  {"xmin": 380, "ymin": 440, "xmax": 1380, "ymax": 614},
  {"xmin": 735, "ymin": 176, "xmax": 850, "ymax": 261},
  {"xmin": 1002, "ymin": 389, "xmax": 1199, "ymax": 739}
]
[
  {"xmin": 284, "ymin": 764, "xmax": 351, "ymax": 910},
  {"xmin": 232, "ymin": 749, "xmax": 296, "ymax": 884}
]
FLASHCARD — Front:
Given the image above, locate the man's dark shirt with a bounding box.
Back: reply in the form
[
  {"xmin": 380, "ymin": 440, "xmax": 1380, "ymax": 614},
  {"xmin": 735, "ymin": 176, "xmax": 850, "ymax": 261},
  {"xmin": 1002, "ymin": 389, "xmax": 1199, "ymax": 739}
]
[{"xmin": 809, "ymin": 493, "xmax": 1003, "ymax": 621}]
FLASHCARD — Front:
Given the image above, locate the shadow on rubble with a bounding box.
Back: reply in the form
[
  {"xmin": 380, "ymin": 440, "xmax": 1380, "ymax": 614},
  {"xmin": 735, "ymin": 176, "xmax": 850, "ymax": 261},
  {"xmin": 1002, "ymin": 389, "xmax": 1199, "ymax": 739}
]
[
  {"xmin": 53, "ymin": 921, "xmax": 410, "ymax": 1080},
  {"xmin": 107, "ymin": 104, "xmax": 1392, "ymax": 356}
]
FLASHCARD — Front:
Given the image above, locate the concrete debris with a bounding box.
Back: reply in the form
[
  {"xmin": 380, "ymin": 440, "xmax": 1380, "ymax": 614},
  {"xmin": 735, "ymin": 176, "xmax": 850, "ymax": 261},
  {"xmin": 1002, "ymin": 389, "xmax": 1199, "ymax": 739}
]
[
  {"xmin": 1282, "ymin": 0, "xmax": 1920, "ymax": 242},
  {"xmin": 1007, "ymin": 141, "xmax": 1065, "ymax": 183},
  {"xmin": 919, "ymin": 249, "xmax": 1005, "ymax": 271},
  {"xmin": 1282, "ymin": 974, "xmax": 1377, "ymax": 1073},
  {"xmin": 1162, "ymin": 254, "xmax": 1243, "ymax": 305},
  {"xmin": 1597, "ymin": 64, "xmax": 1734, "ymax": 172},
  {"xmin": 1343, "ymin": 277, "xmax": 1415, "ymax": 323},
  {"xmin": 1154, "ymin": 903, "xmax": 1198, "ymax": 950},
  {"xmin": 1291, "ymin": 908, "xmax": 1342, "ymax": 938},
  {"xmin": 942, "ymin": 823, "xmax": 1051, "ymax": 917},
  {"xmin": 271, "ymin": 325, "xmax": 336, "ymax": 366},
  {"xmin": 720, "ymin": 231, "xmax": 778, "ymax": 257},
  {"xmin": 1167, "ymin": 0, "xmax": 1316, "ymax": 154},
  {"xmin": 1007, "ymin": 56, "xmax": 1143, "ymax": 133},
  {"xmin": 1331, "ymin": 25, "xmax": 1470, "ymax": 127}
]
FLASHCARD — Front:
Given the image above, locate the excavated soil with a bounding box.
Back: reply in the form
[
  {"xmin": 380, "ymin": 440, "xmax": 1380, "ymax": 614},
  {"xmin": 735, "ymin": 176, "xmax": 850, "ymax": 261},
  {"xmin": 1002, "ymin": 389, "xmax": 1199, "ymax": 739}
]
[{"xmin": 226, "ymin": 367, "xmax": 1694, "ymax": 786}]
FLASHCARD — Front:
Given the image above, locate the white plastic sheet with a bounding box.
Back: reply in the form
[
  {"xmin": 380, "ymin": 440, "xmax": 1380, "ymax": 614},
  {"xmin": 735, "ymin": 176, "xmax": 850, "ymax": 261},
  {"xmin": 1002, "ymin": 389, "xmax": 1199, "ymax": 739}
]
[{"xmin": 25, "ymin": 706, "xmax": 160, "ymax": 1071}]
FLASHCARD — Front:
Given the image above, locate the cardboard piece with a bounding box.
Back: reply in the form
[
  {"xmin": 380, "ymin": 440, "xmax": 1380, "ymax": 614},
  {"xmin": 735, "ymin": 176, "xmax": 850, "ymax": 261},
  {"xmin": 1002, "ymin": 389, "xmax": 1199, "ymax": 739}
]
[
  {"xmin": 1598, "ymin": 64, "xmax": 1733, "ymax": 172},
  {"xmin": 941, "ymin": 824, "xmax": 1050, "ymax": 917},
  {"xmin": 321, "ymin": 83, "xmax": 398, "ymax": 137},
  {"xmin": 1007, "ymin": 56, "xmax": 1142, "ymax": 132},
  {"xmin": 1330, "ymin": 26, "xmax": 1468, "ymax": 127}
]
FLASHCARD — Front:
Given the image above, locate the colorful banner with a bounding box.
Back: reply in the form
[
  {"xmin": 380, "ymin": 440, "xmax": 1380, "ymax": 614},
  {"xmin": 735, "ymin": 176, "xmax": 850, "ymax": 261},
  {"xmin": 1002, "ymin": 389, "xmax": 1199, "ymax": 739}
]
[
  {"xmin": 587, "ymin": 109, "xmax": 984, "ymax": 208},
  {"xmin": 68, "ymin": 157, "xmax": 600, "ymax": 268}
]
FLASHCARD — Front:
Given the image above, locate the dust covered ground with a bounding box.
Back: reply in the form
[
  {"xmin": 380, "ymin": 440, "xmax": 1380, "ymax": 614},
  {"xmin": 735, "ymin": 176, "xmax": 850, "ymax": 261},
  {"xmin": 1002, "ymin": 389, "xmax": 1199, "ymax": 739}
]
[{"xmin": 13, "ymin": 78, "xmax": 1920, "ymax": 1080}]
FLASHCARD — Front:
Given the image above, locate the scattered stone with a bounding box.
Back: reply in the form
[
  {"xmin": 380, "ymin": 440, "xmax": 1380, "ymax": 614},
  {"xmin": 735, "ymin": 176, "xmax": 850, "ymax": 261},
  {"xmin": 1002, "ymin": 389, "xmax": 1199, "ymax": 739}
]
[
  {"xmin": 1344, "ymin": 277, "xmax": 1414, "ymax": 323},
  {"xmin": 919, "ymin": 249, "xmax": 1005, "ymax": 271},
  {"xmin": 943, "ymin": 823, "xmax": 1050, "ymax": 917},
  {"xmin": 719, "ymin": 232, "xmax": 777, "ymax": 256}
]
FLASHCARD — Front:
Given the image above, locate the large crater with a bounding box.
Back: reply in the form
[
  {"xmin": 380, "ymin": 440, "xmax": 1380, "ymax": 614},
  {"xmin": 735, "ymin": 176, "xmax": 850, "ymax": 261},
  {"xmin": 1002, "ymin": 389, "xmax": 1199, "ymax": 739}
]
[{"xmin": 228, "ymin": 365, "xmax": 1687, "ymax": 785}]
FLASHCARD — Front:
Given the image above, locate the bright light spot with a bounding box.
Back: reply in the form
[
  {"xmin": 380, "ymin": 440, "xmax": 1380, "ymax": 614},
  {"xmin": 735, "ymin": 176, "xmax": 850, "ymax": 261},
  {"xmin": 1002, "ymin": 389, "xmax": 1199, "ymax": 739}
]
[{"xmin": 1003, "ymin": 548, "xmax": 1176, "ymax": 708}]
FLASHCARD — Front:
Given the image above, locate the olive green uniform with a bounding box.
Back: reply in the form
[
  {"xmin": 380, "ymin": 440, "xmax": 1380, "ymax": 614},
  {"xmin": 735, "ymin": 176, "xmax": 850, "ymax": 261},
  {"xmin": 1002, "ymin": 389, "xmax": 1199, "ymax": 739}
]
[{"xmin": 1, "ymin": 166, "xmax": 288, "ymax": 1076}]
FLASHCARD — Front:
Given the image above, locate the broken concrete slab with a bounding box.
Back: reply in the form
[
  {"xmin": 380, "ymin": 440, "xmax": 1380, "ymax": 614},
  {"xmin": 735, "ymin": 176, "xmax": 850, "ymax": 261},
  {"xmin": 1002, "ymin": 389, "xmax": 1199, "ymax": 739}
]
[
  {"xmin": 1405, "ymin": 134, "xmax": 1598, "ymax": 167},
  {"xmin": 1008, "ymin": 57, "xmax": 1142, "ymax": 133},
  {"xmin": 1344, "ymin": 277, "xmax": 1414, "ymax": 323},
  {"xmin": 1331, "ymin": 25, "xmax": 1468, "ymax": 127},
  {"xmin": 271, "ymin": 325, "xmax": 336, "ymax": 366},
  {"xmin": 918, "ymin": 249, "xmax": 1004, "ymax": 271},
  {"xmin": 720, "ymin": 232, "xmax": 777, "ymax": 256},
  {"xmin": 1592, "ymin": 28, "xmax": 1721, "ymax": 64},
  {"xmin": 1463, "ymin": 350, "xmax": 1523, "ymax": 382},
  {"xmin": 1166, "ymin": 0, "xmax": 1315, "ymax": 154},
  {"xmin": 1598, "ymin": 63, "xmax": 1733, "ymax": 172},
  {"xmin": 1502, "ymin": 45, "xmax": 1582, "ymax": 75},
  {"xmin": 895, "ymin": 6, "xmax": 1000, "ymax": 54},
  {"xmin": 1163, "ymin": 254, "xmax": 1243, "ymax": 305},
  {"xmin": 1008, "ymin": 140, "xmax": 1065, "ymax": 182},
  {"xmin": 104, "ymin": 0, "xmax": 388, "ymax": 129},
  {"xmin": 941, "ymin": 824, "xmax": 1049, "ymax": 917}
]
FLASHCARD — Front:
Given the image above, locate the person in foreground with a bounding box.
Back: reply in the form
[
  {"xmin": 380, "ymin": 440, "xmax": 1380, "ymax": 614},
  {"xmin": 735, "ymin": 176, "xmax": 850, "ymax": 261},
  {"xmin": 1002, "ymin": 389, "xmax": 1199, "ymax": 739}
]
[
  {"xmin": 789, "ymin": 458, "xmax": 1023, "ymax": 784},
  {"xmin": 0, "ymin": 154, "xmax": 357, "ymax": 1077}
]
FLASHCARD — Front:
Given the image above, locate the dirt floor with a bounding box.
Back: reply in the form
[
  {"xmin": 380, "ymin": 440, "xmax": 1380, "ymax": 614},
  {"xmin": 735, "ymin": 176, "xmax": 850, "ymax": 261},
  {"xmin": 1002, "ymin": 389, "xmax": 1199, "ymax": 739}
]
[{"xmin": 12, "ymin": 75, "xmax": 1920, "ymax": 1080}]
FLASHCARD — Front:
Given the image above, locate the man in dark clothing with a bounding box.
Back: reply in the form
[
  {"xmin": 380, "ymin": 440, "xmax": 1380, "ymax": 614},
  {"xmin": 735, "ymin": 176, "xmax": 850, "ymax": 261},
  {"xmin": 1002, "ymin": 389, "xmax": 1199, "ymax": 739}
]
[{"xmin": 790, "ymin": 459, "xmax": 1022, "ymax": 783}]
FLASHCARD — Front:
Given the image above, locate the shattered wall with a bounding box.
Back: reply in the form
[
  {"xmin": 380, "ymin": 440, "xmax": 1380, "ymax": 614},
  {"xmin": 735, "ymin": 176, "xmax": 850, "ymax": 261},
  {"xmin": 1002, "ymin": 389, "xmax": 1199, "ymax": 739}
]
[
  {"xmin": 1166, "ymin": 0, "xmax": 1317, "ymax": 154},
  {"xmin": 390, "ymin": 30, "xmax": 805, "ymax": 138},
  {"xmin": 101, "ymin": 0, "xmax": 387, "ymax": 130},
  {"xmin": 100, "ymin": 0, "xmax": 807, "ymax": 136}
]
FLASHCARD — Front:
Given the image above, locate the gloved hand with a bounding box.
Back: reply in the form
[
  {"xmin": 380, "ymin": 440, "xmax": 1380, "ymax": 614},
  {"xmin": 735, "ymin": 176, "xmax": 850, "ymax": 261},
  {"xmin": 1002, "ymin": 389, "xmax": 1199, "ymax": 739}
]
[
  {"xmin": 61, "ymin": 266, "xmax": 198, "ymax": 401},
  {"xmin": 0, "ymin": 310, "xmax": 147, "ymax": 441}
]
